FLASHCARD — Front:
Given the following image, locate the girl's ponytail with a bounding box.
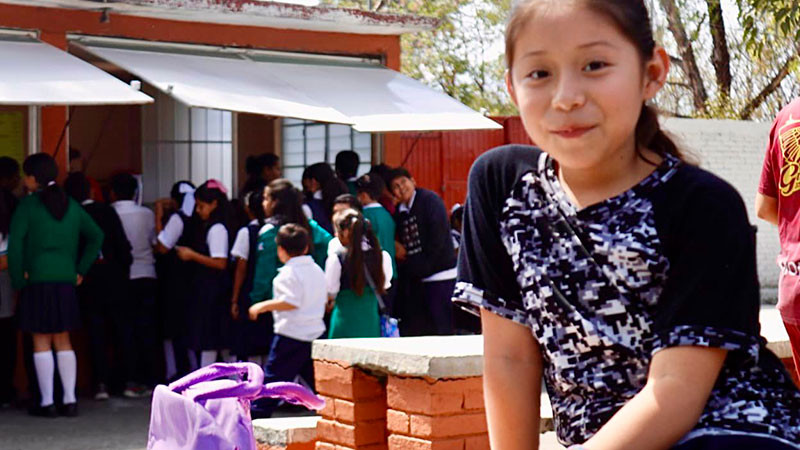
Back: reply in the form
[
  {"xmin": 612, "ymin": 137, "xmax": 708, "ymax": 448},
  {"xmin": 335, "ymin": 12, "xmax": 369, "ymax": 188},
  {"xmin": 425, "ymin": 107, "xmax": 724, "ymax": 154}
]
[
  {"xmin": 335, "ymin": 209, "xmax": 385, "ymax": 297},
  {"xmin": 635, "ymin": 104, "xmax": 688, "ymax": 163},
  {"xmin": 23, "ymin": 153, "xmax": 68, "ymax": 220}
]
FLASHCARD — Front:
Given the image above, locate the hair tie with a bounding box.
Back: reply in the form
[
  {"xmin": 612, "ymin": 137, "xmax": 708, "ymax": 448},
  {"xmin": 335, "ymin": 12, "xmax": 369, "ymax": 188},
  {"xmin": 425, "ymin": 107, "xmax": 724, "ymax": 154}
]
[
  {"xmin": 206, "ymin": 179, "xmax": 228, "ymax": 195},
  {"xmin": 47, "ymin": 181, "xmax": 56, "ymax": 187},
  {"xmin": 361, "ymin": 236, "xmax": 372, "ymax": 252}
]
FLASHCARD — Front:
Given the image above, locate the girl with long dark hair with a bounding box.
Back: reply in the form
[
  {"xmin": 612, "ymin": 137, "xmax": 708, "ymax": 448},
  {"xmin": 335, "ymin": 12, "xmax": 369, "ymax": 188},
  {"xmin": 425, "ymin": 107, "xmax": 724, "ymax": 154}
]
[
  {"xmin": 175, "ymin": 180, "xmax": 234, "ymax": 368},
  {"xmin": 301, "ymin": 163, "xmax": 347, "ymax": 234},
  {"xmin": 229, "ymin": 189, "xmax": 272, "ymax": 365},
  {"xmin": 325, "ymin": 209, "xmax": 392, "ymax": 338},
  {"xmin": 9, "ymin": 153, "xmax": 103, "ymax": 417}
]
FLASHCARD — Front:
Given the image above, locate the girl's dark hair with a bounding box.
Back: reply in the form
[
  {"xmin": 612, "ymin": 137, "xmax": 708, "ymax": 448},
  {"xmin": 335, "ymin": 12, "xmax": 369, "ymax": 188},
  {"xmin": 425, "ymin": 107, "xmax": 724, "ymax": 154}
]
[
  {"xmin": 333, "ymin": 194, "xmax": 362, "ymax": 212},
  {"xmin": 0, "ymin": 189, "xmax": 11, "ymax": 235},
  {"xmin": 23, "ymin": 153, "xmax": 68, "ymax": 220},
  {"xmin": 170, "ymin": 180, "xmax": 195, "ymax": 204},
  {"xmin": 194, "ymin": 181, "xmax": 236, "ymax": 246},
  {"xmin": 505, "ymin": 0, "xmax": 685, "ymax": 163},
  {"xmin": 302, "ymin": 163, "xmax": 348, "ymax": 220},
  {"xmin": 64, "ymin": 172, "xmax": 91, "ymax": 203},
  {"xmin": 355, "ymin": 174, "xmax": 385, "ymax": 201},
  {"xmin": 244, "ymin": 188, "xmax": 267, "ymax": 226},
  {"xmin": 265, "ymin": 178, "xmax": 311, "ymax": 232},
  {"xmin": 334, "ymin": 209, "xmax": 385, "ymax": 297}
]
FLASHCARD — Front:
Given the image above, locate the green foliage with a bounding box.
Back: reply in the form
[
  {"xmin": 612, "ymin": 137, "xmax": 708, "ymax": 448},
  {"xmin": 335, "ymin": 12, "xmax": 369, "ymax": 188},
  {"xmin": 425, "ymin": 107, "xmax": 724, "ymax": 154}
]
[{"xmin": 737, "ymin": 0, "xmax": 800, "ymax": 57}]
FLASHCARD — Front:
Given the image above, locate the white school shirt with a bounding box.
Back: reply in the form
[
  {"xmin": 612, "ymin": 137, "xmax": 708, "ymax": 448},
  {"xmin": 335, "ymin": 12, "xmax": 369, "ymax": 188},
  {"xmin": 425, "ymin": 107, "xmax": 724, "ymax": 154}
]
[
  {"xmin": 231, "ymin": 219, "xmax": 258, "ymax": 260},
  {"xmin": 325, "ymin": 250, "xmax": 393, "ymax": 296},
  {"xmin": 112, "ymin": 200, "xmax": 156, "ymax": 279},
  {"xmin": 271, "ymin": 255, "xmax": 327, "ymax": 342},
  {"xmin": 158, "ymin": 213, "xmax": 184, "ymax": 250},
  {"xmin": 206, "ymin": 223, "xmax": 229, "ymax": 258}
]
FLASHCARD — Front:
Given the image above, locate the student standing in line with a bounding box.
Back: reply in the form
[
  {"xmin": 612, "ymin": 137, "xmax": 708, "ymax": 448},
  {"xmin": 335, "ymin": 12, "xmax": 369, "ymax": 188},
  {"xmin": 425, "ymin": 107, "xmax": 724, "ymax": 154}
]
[
  {"xmin": 389, "ymin": 168, "xmax": 457, "ymax": 336},
  {"xmin": 9, "ymin": 154, "xmax": 103, "ymax": 417},
  {"xmin": 335, "ymin": 151, "xmax": 361, "ymax": 196},
  {"xmin": 229, "ymin": 189, "xmax": 272, "ymax": 365},
  {"xmin": 325, "ymin": 209, "xmax": 392, "ymax": 339},
  {"xmin": 249, "ymin": 224, "xmax": 327, "ymax": 418},
  {"xmin": 368, "ymin": 164, "xmax": 396, "ymax": 216},
  {"xmin": 250, "ymin": 179, "xmax": 332, "ymax": 310},
  {"xmin": 355, "ymin": 174, "xmax": 398, "ymax": 314},
  {"xmin": 64, "ymin": 173, "xmax": 132, "ymax": 401},
  {"xmin": 455, "ymin": 1, "xmax": 800, "ymax": 448},
  {"xmin": 301, "ymin": 163, "xmax": 348, "ymax": 234},
  {"xmin": 110, "ymin": 173, "xmax": 159, "ymax": 397},
  {"xmin": 175, "ymin": 180, "xmax": 235, "ymax": 368},
  {"xmin": 154, "ymin": 180, "xmax": 197, "ymax": 377}
]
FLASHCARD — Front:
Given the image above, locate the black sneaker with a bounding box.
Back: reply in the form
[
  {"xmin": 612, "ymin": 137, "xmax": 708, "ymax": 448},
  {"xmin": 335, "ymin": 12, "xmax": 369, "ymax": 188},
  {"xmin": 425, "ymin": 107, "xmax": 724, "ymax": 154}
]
[
  {"xmin": 59, "ymin": 402, "xmax": 78, "ymax": 417},
  {"xmin": 29, "ymin": 404, "xmax": 58, "ymax": 418}
]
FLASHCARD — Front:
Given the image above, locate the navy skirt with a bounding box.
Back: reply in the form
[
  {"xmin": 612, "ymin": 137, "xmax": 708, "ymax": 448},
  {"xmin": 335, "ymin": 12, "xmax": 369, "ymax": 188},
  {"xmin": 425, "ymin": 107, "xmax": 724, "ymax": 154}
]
[{"xmin": 18, "ymin": 283, "xmax": 81, "ymax": 333}]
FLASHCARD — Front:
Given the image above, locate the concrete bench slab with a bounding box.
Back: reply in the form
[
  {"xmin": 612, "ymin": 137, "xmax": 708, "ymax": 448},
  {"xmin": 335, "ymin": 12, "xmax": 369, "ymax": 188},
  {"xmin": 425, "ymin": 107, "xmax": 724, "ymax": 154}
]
[
  {"xmin": 761, "ymin": 305, "xmax": 791, "ymax": 359},
  {"xmin": 252, "ymin": 416, "xmax": 319, "ymax": 447}
]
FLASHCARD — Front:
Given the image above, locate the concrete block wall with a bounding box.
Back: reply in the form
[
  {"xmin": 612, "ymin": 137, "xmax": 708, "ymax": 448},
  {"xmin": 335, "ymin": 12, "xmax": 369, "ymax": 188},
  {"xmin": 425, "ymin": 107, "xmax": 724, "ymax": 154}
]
[{"xmin": 662, "ymin": 118, "xmax": 780, "ymax": 297}]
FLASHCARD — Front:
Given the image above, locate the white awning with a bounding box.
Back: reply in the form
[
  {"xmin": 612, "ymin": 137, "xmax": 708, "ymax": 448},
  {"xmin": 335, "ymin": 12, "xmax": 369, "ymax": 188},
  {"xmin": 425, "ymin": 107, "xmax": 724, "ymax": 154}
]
[
  {"xmin": 0, "ymin": 38, "xmax": 153, "ymax": 106},
  {"xmin": 83, "ymin": 45, "xmax": 353, "ymax": 125},
  {"xmin": 248, "ymin": 55, "xmax": 502, "ymax": 132},
  {"xmin": 79, "ymin": 42, "xmax": 500, "ymax": 132}
]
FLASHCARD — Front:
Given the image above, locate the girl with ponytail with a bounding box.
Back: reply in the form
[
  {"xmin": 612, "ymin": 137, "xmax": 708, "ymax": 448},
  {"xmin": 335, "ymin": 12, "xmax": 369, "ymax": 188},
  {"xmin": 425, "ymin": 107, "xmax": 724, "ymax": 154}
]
[
  {"xmin": 325, "ymin": 208, "xmax": 392, "ymax": 339},
  {"xmin": 454, "ymin": 1, "xmax": 800, "ymax": 449},
  {"xmin": 9, "ymin": 153, "xmax": 103, "ymax": 417}
]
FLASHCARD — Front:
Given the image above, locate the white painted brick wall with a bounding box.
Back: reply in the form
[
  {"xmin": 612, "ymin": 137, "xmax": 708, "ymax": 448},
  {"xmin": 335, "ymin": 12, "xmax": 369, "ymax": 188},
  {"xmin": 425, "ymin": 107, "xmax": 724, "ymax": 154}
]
[{"xmin": 662, "ymin": 118, "xmax": 779, "ymax": 300}]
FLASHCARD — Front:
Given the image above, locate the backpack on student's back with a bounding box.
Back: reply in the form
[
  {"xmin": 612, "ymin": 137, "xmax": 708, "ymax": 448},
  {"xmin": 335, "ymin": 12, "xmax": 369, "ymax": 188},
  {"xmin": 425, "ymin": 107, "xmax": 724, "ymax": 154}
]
[{"xmin": 147, "ymin": 362, "xmax": 324, "ymax": 450}]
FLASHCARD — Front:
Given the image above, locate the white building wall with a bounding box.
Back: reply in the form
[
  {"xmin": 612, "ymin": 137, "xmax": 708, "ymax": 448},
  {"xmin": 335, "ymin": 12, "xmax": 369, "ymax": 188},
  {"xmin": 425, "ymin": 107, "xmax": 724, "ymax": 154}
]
[{"xmin": 662, "ymin": 118, "xmax": 779, "ymax": 300}]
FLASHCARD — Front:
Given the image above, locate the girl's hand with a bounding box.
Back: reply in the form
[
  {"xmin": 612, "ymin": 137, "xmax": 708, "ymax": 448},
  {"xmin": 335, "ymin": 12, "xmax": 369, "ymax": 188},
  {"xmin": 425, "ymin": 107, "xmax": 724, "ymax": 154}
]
[
  {"xmin": 326, "ymin": 297, "xmax": 335, "ymax": 313},
  {"xmin": 76, "ymin": 274, "xmax": 84, "ymax": 286},
  {"xmin": 231, "ymin": 302, "xmax": 239, "ymax": 320},
  {"xmin": 175, "ymin": 246, "xmax": 195, "ymax": 262},
  {"xmin": 248, "ymin": 304, "xmax": 261, "ymax": 321}
]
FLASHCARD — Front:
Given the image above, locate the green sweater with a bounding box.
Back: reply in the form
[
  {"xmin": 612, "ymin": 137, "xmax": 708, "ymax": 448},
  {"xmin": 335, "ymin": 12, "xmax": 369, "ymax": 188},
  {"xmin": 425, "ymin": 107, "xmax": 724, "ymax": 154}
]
[
  {"xmin": 362, "ymin": 204, "xmax": 397, "ymax": 279},
  {"xmin": 249, "ymin": 219, "xmax": 332, "ymax": 303},
  {"xmin": 8, "ymin": 194, "xmax": 104, "ymax": 290}
]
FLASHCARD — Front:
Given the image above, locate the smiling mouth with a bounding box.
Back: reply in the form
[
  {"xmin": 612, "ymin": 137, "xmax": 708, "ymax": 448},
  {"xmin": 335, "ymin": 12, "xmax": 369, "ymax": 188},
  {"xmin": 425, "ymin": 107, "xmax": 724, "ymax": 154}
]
[{"xmin": 551, "ymin": 126, "xmax": 595, "ymax": 139}]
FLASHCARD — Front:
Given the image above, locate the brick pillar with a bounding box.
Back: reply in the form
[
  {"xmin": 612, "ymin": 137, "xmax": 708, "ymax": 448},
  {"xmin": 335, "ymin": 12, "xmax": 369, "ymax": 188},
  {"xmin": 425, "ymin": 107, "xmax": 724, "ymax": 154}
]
[
  {"xmin": 386, "ymin": 376, "xmax": 488, "ymax": 450},
  {"xmin": 314, "ymin": 359, "xmax": 388, "ymax": 450}
]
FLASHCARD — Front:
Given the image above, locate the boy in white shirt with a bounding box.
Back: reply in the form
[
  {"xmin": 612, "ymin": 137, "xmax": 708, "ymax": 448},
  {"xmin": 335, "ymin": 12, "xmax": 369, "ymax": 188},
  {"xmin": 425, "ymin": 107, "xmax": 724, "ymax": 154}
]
[{"xmin": 249, "ymin": 223, "xmax": 326, "ymax": 418}]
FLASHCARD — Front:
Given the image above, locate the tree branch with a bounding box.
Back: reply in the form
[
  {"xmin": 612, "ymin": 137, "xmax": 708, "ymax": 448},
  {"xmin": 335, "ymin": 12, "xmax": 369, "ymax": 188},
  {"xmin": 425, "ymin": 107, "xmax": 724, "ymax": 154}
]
[
  {"xmin": 739, "ymin": 54, "xmax": 798, "ymax": 120},
  {"xmin": 659, "ymin": 0, "xmax": 708, "ymax": 113},
  {"xmin": 705, "ymin": 0, "xmax": 732, "ymax": 96}
]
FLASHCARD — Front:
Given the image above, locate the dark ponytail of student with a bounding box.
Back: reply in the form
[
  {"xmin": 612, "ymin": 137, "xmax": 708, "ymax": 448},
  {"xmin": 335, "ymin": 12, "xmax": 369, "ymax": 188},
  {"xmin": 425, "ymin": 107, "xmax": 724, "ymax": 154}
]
[
  {"xmin": 245, "ymin": 188, "xmax": 266, "ymax": 227},
  {"xmin": 334, "ymin": 209, "xmax": 385, "ymax": 297},
  {"xmin": 265, "ymin": 178, "xmax": 311, "ymax": 233},
  {"xmin": 23, "ymin": 153, "xmax": 68, "ymax": 220}
]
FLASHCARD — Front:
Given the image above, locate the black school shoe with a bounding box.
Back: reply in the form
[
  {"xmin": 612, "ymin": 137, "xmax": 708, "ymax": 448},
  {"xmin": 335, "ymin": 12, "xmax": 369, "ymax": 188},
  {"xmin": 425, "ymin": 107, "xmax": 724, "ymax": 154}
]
[
  {"xmin": 59, "ymin": 402, "xmax": 78, "ymax": 417},
  {"xmin": 29, "ymin": 404, "xmax": 58, "ymax": 418}
]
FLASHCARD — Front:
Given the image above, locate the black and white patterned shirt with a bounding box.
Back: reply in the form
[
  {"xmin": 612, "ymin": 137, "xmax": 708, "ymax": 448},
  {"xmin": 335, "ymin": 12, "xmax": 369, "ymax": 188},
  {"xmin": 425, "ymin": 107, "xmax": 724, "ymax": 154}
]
[{"xmin": 454, "ymin": 145, "xmax": 800, "ymax": 447}]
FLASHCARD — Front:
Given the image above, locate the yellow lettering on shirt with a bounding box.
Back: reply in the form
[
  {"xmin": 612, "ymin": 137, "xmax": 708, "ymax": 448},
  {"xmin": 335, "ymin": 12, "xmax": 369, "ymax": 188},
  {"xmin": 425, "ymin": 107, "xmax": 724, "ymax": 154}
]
[{"xmin": 779, "ymin": 116, "xmax": 800, "ymax": 197}]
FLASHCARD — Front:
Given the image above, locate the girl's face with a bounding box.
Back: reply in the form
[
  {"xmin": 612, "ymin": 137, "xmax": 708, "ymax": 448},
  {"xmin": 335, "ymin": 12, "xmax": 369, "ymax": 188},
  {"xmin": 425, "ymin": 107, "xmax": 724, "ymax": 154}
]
[
  {"xmin": 262, "ymin": 188, "xmax": 274, "ymax": 217},
  {"xmin": 506, "ymin": 3, "xmax": 668, "ymax": 171},
  {"xmin": 195, "ymin": 199, "xmax": 217, "ymax": 221},
  {"xmin": 23, "ymin": 175, "xmax": 38, "ymax": 192}
]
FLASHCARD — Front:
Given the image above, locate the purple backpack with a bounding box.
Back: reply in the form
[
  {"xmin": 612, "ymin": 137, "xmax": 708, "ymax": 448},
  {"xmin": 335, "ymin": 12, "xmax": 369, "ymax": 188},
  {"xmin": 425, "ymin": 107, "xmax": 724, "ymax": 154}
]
[{"xmin": 147, "ymin": 362, "xmax": 324, "ymax": 450}]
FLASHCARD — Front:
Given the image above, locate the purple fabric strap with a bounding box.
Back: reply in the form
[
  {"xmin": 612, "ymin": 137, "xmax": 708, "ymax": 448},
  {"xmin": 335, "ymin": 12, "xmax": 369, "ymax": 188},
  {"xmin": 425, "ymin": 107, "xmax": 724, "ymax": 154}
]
[{"xmin": 167, "ymin": 362, "xmax": 325, "ymax": 410}]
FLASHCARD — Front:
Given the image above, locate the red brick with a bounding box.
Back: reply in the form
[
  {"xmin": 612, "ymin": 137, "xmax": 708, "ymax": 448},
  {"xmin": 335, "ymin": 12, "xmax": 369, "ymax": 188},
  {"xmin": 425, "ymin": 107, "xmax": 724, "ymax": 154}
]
[
  {"xmin": 335, "ymin": 397, "xmax": 387, "ymax": 423},
  {"xmin": 287, "ymin": 443, "xmax": 317, "ymax": 450},
  {"xmin": 463, "ymin": 435, "xmax": 489, "ymax": 450},
  {"xmin": 319, "ymin": 395, "xmax": 336, "ymax": 419},
  {"xmin": 387, "ymin": 377, "xmax": 483, "ymax": 414},
  {"xmin": 386, "ymin": 409, "xmax": 410, "ymax": 434},
  {"xmin": 315, "ymin": 361, "xmax": 384, "ymax": 401},
  {"xmin": 409, "ymin": 413, "xmax": 487, "ymax": 439},
  {"xmin": 318, "ymin": 419, "xmax": 386, "ymax": 447},
  {"xmin": 387, "ymin": 435, "xmax": 464, "ymax": 450},
  {"xmin": 462, "ymin": 391, "xmax": 484, "ymax": 411}
]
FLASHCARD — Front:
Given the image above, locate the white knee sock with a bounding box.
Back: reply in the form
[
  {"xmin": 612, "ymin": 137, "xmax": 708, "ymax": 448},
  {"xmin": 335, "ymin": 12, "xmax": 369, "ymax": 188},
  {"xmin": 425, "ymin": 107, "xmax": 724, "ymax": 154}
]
[
  {"xmin": 56, "ymin": 350, "xmax": 77, "ymax": 405},
  {"xmin": 200, "ymin": 350, "xmax": 218, "ymax": 368},
  {"xmin": 163, "ymin": 340, "xmax": 177, "ymax": 380},
  {"xmin": 33, "ymin": 352, "xmax": 54, "ymax": 407}
]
